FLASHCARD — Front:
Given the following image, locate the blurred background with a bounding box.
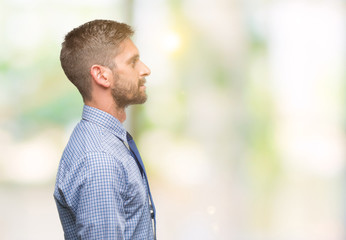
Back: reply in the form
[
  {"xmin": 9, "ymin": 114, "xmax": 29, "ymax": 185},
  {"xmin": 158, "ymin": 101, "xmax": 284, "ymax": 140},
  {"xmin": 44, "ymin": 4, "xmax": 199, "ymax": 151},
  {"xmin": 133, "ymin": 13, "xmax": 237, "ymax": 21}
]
[{"xmin": 0, "ymin": 0, "xmax": 345, "ymax": 239}]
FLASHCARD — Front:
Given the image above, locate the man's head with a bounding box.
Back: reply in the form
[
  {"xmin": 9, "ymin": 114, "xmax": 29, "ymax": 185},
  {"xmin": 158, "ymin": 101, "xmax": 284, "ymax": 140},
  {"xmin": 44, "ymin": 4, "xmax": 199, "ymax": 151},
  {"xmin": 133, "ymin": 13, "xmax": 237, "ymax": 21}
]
[{"xmin": 60, "ymin": 19, "xmax": 148, "ymax": 105}]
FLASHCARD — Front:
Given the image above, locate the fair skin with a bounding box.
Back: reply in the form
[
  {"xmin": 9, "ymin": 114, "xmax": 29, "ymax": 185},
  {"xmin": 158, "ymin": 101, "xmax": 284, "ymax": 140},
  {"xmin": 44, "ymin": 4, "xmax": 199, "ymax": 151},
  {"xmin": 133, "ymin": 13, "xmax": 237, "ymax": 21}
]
[{"xmin": 85, "ymin": 38, "xmax": 151, "ymax": 122}]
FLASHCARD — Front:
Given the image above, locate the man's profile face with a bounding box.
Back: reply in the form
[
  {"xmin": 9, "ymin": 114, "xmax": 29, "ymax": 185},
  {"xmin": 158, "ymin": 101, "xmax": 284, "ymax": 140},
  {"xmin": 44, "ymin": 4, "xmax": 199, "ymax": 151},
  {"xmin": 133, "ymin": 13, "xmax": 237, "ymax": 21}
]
[{"xmin": 111, "ymin": 38, "xmax": 151, "ymax": 108}]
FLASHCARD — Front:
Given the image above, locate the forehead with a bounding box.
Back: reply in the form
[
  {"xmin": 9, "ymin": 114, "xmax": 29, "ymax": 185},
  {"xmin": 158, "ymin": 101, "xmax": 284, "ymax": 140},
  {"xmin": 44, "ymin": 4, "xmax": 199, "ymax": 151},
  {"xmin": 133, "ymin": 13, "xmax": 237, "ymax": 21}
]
[{"xmin": 114, "ymin": 38, "xmax": 139, "ymax": 62}]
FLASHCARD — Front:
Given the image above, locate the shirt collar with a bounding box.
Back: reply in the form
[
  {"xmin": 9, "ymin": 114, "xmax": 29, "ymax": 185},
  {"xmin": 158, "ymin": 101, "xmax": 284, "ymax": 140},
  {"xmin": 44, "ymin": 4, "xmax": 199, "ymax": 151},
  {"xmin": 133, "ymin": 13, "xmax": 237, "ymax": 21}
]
[{"xmin": 82, "ymin": 105, "xmax": 127, "ymax": 143}]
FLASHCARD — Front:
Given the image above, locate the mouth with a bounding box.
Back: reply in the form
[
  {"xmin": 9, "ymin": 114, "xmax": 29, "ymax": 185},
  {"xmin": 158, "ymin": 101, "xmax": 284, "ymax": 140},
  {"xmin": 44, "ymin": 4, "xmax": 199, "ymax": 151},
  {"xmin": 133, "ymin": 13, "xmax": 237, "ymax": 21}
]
[{"xmin": 139, "ymin": 79, "xmax": 146, "ymax": 88}]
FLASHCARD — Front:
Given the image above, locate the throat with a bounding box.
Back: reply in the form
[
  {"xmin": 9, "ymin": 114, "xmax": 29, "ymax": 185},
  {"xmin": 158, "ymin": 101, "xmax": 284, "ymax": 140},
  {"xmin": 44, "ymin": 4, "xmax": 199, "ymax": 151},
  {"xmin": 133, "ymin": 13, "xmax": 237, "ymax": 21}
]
[{"xmin": 116, "ymin": 108, "xmax": 127, "ymax": 123}]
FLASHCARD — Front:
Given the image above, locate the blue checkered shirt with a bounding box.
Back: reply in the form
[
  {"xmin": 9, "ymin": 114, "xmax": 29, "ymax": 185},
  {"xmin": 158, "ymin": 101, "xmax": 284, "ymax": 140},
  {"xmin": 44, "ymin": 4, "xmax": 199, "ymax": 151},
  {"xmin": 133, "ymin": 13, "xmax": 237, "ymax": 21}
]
[{"xmin": 54, "ymin": 105, "xmax": 155, "ymax": 239}]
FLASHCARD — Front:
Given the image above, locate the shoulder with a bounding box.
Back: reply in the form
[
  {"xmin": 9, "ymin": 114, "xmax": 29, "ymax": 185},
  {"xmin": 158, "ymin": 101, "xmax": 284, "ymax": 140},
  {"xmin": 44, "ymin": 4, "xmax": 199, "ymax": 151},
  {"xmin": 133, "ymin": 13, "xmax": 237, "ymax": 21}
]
[
  {"xmin": 54, "ymin": 152, "xmax": 128, "ymax": 211},
  {"xmin": 63, "ymin": 119, "xmax": 124, "ymax": 161},
  {"xmin": 70, "ymin": 120, "xmax": 105, "ymax": 150},
  {"xmin": 84, "ymin": 151, "xmax": 125, "ymax": 175},
  {"xmin": 83, "ymin": 152, "xmax": 128, "ymax": 188},
  {"xmin": 57, "ymin": 151, "xmax": 128, "ymax": 192}
]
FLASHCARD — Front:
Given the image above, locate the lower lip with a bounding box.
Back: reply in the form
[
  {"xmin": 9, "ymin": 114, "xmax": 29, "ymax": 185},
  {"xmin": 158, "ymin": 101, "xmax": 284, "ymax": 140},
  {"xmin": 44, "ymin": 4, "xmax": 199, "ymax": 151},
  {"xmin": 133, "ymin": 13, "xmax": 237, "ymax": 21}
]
[{"xmin": 140, "ymin": 85, "xmax": 146, "ymax": 89}]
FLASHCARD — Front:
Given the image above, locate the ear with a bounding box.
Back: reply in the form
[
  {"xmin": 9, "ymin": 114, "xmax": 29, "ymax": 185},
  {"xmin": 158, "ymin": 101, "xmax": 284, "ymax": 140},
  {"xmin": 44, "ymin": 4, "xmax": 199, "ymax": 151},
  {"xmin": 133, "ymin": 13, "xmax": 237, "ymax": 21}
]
[{"xmin": 90, "ymin": 64, "xmax": 112, "ymax": 88}]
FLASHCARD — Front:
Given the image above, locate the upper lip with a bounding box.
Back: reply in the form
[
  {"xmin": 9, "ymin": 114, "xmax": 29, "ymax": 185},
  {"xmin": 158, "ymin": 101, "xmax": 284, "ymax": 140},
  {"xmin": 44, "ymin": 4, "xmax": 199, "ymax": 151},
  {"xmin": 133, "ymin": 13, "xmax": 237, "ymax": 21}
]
[{"xmin": 139, "ymin": 79, "xmax": 146, "ymax": 86}]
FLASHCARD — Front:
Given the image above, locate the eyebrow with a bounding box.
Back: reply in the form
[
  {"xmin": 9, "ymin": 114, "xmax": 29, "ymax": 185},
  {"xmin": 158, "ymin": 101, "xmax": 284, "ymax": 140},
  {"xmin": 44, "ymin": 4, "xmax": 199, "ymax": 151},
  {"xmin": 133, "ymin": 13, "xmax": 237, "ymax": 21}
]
[{"xmin": 127, "ymin": 54, "xmax": 140, "ymax": 64}]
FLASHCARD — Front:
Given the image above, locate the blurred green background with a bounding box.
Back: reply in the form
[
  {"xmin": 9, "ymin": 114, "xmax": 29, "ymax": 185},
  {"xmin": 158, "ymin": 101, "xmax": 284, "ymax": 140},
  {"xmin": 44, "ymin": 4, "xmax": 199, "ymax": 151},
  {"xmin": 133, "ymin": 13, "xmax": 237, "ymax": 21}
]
[{"xmin": 0, "ymin": 0, "xmax": 345, "ymax": 239}]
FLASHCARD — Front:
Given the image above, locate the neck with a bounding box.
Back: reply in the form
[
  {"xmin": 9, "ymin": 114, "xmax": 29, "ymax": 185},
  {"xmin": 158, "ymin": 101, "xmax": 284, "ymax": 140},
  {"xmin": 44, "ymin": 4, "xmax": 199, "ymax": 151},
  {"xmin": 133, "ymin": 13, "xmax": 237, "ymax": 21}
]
[{"xmin": 85, "ymin": 100, "xmax": 127, "ymax": 123}]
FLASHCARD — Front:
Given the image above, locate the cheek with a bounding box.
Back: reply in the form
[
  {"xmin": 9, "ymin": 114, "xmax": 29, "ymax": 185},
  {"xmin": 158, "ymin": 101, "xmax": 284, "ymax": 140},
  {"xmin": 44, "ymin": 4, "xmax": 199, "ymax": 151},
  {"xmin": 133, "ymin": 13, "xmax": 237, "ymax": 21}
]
[
  {"xmin": 114, "ymin": 67, "xmax": 139, "ymax": 86},
  {"xmin": 116, "ymin": 74, "xmax": 138, "ymax": 92}
]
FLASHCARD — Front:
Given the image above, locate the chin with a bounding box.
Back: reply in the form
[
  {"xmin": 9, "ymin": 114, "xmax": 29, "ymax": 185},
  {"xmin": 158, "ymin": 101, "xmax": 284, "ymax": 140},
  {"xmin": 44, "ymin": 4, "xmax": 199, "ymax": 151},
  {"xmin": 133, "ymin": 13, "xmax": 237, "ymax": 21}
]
[{"xmin": 128, "ymin": 94, "xmax": 147, "ymax": 106}]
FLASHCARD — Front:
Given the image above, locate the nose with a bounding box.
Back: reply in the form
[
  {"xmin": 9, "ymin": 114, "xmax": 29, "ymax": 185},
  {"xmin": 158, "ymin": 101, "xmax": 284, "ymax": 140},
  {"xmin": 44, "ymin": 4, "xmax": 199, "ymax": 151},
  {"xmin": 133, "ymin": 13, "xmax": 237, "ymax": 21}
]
[{"xmin": 140, "ymin": 61, "xmax": 151, "ymax": 77}]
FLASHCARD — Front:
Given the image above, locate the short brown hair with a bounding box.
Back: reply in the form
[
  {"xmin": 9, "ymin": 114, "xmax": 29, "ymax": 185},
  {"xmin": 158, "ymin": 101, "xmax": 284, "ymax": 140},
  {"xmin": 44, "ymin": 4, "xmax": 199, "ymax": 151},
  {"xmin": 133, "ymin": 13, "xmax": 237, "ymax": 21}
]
[{"xmin": 60, "ymin": 19, "xmax": 134, "ymax": 101}]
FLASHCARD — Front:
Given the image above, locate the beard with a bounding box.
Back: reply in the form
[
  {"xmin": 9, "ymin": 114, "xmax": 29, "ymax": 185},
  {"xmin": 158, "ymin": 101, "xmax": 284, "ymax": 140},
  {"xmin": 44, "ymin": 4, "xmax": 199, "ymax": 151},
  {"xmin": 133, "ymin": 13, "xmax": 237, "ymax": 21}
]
[{"xmin": 111, "ymin": 74, "xmax": 147, "ymax": 108}]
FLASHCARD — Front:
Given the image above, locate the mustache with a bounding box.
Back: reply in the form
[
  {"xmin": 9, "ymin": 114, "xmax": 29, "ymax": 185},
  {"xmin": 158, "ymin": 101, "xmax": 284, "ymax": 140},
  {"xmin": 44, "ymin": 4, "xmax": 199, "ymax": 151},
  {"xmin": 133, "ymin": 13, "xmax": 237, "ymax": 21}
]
[{"xmin": 139, "ymin": 78, "xmax": 146, "ymax": 86}]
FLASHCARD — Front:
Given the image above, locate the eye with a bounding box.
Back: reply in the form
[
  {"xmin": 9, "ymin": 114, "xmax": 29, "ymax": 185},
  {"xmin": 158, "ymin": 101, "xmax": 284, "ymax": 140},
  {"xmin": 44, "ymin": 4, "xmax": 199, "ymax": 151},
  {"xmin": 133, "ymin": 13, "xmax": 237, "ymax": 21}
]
[
  {"xmin": 130, "ymin": 56, "xmax": 140, "ymax": 68},
  {"xmin": 131, "ymin": 59, "xmax": 137, "ymax": 67}
]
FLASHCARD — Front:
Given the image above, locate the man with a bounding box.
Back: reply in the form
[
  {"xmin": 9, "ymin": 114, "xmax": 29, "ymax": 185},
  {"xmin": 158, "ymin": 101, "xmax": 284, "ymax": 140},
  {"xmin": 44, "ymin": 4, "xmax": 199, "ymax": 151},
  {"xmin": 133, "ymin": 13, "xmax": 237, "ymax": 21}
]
[{"xmin": 53, "ymin": 19, "xmax": 156, "ymax": 240}]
